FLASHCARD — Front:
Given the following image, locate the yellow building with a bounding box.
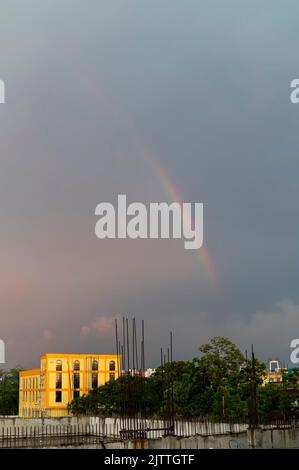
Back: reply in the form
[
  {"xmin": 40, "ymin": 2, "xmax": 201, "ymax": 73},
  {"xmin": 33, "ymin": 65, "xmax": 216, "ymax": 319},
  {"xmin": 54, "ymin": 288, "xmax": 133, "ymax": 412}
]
[
  {"xmin": 263, "ymin": 360, "xmax": 285, "ymax": 385},
  {"xmin": 263, "ymin": 370, "xmax": 284, "ymax": 385},
  {"xmin": 19, "ymin": 353, "xmax": 120, "ymax": 418}
]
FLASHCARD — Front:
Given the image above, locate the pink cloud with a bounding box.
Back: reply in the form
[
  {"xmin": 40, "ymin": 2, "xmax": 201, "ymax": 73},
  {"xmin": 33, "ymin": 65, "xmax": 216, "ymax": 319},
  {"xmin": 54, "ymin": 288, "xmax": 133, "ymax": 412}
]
[
  {"xmin": 42, "ymin": 329, "xmax": 53, "ymax": 341},
  {"xmin": 80, "ymin": 315, "xmax": 121, "ymax": 338}
]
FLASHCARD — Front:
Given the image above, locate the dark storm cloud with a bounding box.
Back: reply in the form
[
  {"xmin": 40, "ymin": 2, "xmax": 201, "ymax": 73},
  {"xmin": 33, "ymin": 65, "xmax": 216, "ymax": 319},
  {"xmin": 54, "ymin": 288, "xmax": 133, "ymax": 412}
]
[{"xmin": 0, "ymin": 0, "xmax": 299, "ymax": 368}]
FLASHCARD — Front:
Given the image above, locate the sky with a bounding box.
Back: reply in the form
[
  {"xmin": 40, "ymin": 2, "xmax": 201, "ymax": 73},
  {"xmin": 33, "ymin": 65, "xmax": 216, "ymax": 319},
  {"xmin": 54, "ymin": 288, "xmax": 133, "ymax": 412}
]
[{"xmin": 0, "ymin": 0, "xmax": 299, "ymax": 369}]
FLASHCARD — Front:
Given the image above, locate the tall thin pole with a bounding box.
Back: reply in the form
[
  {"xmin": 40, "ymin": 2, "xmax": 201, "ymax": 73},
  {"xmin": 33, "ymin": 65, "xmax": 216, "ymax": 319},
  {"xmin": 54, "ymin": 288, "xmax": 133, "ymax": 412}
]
[
  {"xmin": 134, "ymin": 318, "xmax": 139, "ymax": 371},
  {"xmin": 142, "ymin": 320, "xmax": 145, "ymax": 371},
  {"xmin": 121, "ymin": 345, "xmax": 124, "ymax": 372},
  {"xmin": 122, "ymin": 317, "xmax": 126, "ymax": 371},
  {"xmin": 126, "ymin": 318, "xmax": 130, "ymax": 372},
  {"xmin": 251, "ymin": 344, "xmax": 257, "ymax": 429},
  {"xmin": 115, "ymin": 319, "xmax": 120, "ymax": 378},
  {"xmin": 132, "ymin": 318, "xmax": 135, "ymax": 373},
  {"xmin": 170, "ymin": 331, "xmax": 174, "ymax": 431}
]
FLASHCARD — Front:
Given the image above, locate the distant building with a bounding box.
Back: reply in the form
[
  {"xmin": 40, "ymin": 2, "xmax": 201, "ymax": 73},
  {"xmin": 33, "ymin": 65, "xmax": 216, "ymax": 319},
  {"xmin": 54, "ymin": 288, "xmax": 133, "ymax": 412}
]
[
  {"xmin": 144, "ymin": 368, "xmax": 156, "ymax": 378},
  {"xmin": 120, "ymin": 368, "xmax": 155, "ymax": 378},
  {"xmin": 19, "ymin": 353, "xmax": 121, "ymax": 418},
  {"xmin": 263, "ymin": 359, "xmax": 285, "ymax": 385}
]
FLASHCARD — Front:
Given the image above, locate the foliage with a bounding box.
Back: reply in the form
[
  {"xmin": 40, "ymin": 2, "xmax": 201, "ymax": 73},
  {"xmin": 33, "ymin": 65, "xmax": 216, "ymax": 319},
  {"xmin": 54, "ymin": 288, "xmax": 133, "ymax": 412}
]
[
  {"xmin": 0, "ymin": 368, "xmax": 21, "ymax": 415},
  {"xmin": 257, "ymin": 385, "xmax": 294, "ymax": 420},
  {"xmin": 2, "ymin": 338, "xmax": 297, "ymax": 422},
  {"xmin": 69, "ymin": 337, "xmax": 269, "ymax": 421},
  {"xmin": 68, "ymin": 374, "xmax": 162, "ymax": 417},
  {"xmin": 48, "ymin": 337, "xmax": 299, "ymax": 422}
]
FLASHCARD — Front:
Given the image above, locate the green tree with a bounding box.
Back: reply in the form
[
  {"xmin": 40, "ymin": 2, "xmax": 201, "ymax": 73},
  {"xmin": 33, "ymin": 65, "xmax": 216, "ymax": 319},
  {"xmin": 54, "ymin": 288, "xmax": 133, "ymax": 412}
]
[
  {"xmin": 191, "ymin": 337, "xmax": 266, "ymax": 420},
  {"xmin": 68, "ymin": 374, "xmax": 162, "ymax": 417},
  {"xmin": 0, "ymin": 368, "xmax": 21, "ymax": 415},
  {"xmin": 282, "ymin": 368, "xmax": 299, "ymax": 388},
  {"xmin": 67, "ymin": 337, "xmax": 286, "ymax": 424},
  {"xmin": 257, "ymin": 384, "xmax": 293, "ymax": 420}
]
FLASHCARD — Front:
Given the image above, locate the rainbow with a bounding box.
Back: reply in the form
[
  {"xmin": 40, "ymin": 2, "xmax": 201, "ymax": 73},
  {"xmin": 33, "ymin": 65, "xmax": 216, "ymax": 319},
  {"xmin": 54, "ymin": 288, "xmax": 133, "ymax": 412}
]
[
  {"xmin": 143, "ymin": 152, "xmax": 217, "ymax": 285},
  {"xmin": 83, "ymin": 74, "xmax": 217, "ymax": 285}
]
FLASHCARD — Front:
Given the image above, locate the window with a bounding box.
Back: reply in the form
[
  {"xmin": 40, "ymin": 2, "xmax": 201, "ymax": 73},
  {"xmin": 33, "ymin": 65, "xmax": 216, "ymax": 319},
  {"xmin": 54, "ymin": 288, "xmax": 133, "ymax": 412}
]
[
  {"xmin": 56, "ymin": 391, "xmax": 62, "ymax": 403},
  {"xmin": 92, "ymin": 373, "xmax": 98, "ymax": 389},
  {"xmin": 109, "ymin": 360, "xmax": 115, "ymax": 371},
  {"xmin": 73, "ymin": 390, "xmax": 80, "ymax": 399},
  {"xmin": 92, "ymin": 360, "xmax": 98, "ymax": 371},
  {"xmin": 73, "ymin": 361, "xmax": 80, "ymax": 390},
  {"xmin": 73, "ymin": 373, "xmax": 80, "ymax": 389},
  {"xmin": 109, "ymin": 373, "xmax": 115, "ymax": 381},
  {"xmin": 56, "ymin": 373, "xmax": 62, "ymax": 389},
  {"xmin": 56, "ymin": 360, "xmax": 62, "ymax": 371}
]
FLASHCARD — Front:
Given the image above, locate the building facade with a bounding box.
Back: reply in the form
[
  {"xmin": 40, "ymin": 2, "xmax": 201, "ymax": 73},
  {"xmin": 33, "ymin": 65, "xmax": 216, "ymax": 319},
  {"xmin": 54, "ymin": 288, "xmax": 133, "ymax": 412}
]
[
  {"xmin": 19, "ymin": 353, "xmax": 120, "ymax": 418},
  {"xmin": 263, "ymin": 360, "xmax": 285, "ymax": 385}
]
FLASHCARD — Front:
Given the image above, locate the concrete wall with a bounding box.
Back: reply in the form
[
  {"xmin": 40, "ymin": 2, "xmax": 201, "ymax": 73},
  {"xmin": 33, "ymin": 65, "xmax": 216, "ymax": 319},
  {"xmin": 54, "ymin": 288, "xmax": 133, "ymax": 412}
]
[
  {"xmin": 0, "ymin": 416, "xmax": 246, "ymax": 439},
  {"xmin": 1, "ymin": 417, "xmax": 299, "ymax": 448},
  {"xmin": 148, "ymin": 433, "xmax": 248, "ymax": 449},
  {"xmin": 0, "ymin": 416, "xmax": 90, "ymax": 430},
  {"xmin": 102, "ymin": 433, "xmax": 249, "ymax": 450},
  {"xmin": 148, "ymin": 428, "xmax": 299, "ymax": 449},
  {"xmin": 253, "ymin": 427, "xmax": 299, "ymax": 449},
  {"xmin": 104, "ymin": 428, "xmax": 299, "ymax": 450},
  {"xmin": 90, "ymin": 417, "xmax": 247, "ymax": 439}
]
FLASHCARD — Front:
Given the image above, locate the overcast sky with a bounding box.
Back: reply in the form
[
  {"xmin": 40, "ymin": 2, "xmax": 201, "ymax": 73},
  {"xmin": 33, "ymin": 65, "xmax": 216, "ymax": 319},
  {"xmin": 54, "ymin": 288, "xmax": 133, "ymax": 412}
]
[{"xmin": 0, "ymin": 1, "xmax": 299, "ymax": 369}]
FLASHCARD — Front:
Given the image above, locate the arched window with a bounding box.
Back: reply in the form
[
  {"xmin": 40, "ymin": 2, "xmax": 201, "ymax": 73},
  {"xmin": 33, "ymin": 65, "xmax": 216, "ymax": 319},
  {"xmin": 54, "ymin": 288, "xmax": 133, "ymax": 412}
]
[
  {"xmin": 92, "ymin": 360, "xmax": 98, "ymax": 371},
  {"xmin": 73, "ymin": 360, "xmax": 80, "ymax": 371},
  {"xmin": 56, "ymin": 360, "xmax": 62, "ymax": 371},
  {"xmin": 109, "ymin": 360, "xmax": 115, "ymax": 371}
]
